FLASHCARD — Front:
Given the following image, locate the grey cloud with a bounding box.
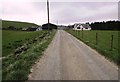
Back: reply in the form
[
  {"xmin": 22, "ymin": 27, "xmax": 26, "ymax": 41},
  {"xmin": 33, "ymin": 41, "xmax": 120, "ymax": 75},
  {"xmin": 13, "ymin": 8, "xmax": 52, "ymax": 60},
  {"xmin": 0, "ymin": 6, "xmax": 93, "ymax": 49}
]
[
  {"xmin": 1, "ymin": 1, "xmax": 118, "ymax": 25},
  {"xmin": 32, "ymin": 2, "xmax": 46, "ymax": 12},
  {"xmin": 49, "ymin": 2, "xmax": 118, "ymax": 24},
  {"xmin": 2, "ymin": 2, "xmax": 32, "ymax": 15}
]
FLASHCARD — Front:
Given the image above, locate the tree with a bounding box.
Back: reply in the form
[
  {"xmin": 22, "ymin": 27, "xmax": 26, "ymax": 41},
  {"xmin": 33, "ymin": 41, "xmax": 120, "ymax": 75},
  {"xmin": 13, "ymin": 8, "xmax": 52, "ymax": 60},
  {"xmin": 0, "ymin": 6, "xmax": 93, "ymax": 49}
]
[
  {"xmin": 89, "ymin": 21, "xmax": 120, "ymax": 30},
  {"xmin": 8, "ymin": 26, "xmax": 16, "ymax": 30}
]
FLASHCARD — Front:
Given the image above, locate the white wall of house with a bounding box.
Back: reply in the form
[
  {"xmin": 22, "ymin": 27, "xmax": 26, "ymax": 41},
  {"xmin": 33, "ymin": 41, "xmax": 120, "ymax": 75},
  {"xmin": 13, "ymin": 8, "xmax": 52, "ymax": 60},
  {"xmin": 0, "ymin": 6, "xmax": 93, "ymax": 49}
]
[
  {"xmin": 36, "ymin": 27, "xmax": 42, "ymax": 31},
  {"xmin": 73, "ymin": 23, "xmax": 91, "ymax": 30},
  {"xmin": 81, "ymin": 27, "xmax": 91, "ymax": 30},
  {"xmin": 22, "ymin": 28, "xmax": 27, "ymax": 31}
]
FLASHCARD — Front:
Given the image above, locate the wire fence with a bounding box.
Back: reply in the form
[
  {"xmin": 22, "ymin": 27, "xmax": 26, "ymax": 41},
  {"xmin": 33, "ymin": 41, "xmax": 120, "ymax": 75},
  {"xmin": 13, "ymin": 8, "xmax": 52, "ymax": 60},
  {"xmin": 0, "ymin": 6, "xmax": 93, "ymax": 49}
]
[
  {"xmin": 66, "ymin": 29, "xmax": 119, "ymax": 65},
  {"xmin": 68, "ymin": 30, "xmax": 118, "ymax": 52}
]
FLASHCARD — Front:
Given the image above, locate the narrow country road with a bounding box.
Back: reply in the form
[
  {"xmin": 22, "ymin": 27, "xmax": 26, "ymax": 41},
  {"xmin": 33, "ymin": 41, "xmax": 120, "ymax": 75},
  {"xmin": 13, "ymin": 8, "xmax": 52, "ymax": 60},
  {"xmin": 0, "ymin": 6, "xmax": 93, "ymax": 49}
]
[{"xmin": 28, "ymin": 30, "xmax": 118, "ymax": 80}]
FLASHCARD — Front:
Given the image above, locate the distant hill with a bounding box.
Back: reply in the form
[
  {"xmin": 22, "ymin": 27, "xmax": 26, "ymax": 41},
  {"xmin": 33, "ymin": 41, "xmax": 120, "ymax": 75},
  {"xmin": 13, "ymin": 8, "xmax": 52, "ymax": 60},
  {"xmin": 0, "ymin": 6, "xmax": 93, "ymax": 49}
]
[{"xmin": 2, "ymin": 20, "xmax": 40, "ymax": 29}]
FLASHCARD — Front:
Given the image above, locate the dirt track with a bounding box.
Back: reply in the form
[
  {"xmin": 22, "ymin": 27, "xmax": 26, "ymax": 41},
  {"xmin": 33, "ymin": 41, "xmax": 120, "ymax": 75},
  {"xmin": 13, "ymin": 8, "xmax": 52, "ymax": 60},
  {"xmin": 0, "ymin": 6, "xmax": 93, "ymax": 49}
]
[{"xmin": 28, "ymin": 30, "xmax": 118, "ymax": 80}]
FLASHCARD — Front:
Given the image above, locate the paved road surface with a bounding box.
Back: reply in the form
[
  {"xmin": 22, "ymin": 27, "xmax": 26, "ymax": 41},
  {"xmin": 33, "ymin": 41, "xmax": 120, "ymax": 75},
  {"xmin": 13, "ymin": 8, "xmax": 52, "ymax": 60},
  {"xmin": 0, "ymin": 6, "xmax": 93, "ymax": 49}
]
[{"xmin": 28, "ymin": 30, "xmax": 118, "ymax": 80}]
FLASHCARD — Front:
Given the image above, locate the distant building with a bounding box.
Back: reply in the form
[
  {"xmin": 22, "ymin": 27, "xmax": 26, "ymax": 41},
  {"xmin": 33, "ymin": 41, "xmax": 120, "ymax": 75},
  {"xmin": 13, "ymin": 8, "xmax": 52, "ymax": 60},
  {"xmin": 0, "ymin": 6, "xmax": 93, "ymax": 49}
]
[
  {"xmin": 22, "ymin": 28, "xmax": 28, "ymax": 31},
  {"xmin": 73, "ymin": 23, "xmax": 91, "ymax": 30},
  {"xmin": 26, "ymin": 26, "xmax": 42, "ymax": 31},
  {"xmin": 36, "ymin": 27, "xmax": 42, "ymax": 31},
  {"xmin": 42, "ymin": 23, "xmax": 57, "ymax": 30},
  {"xmin": 57, "ymin": 25, "xmax": 68, "ymax": 30},
  {"xmin": 27, "ymin": 26, "xmax": 37, "ymax": 31},
  {"xmin": 68, "ymin": 25, "xmax": 74, "ymax": 29}
]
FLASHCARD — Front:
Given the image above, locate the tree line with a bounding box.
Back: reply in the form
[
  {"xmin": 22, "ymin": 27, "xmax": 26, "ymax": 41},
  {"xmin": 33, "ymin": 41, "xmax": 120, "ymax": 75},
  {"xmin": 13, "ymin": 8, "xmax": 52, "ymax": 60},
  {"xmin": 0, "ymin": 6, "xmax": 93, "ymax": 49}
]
[{"xmin": 89, "ymin": 20, "xmax": 120, "ymax": 30}]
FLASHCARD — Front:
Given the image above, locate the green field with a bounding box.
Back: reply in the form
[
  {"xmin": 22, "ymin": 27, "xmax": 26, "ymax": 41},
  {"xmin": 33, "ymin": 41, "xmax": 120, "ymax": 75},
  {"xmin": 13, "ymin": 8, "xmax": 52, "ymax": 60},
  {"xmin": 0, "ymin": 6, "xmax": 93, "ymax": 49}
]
[
  {"xmin": 66, "ymin": 30, "xmax": 119, "ymax": 65},
  {"xmin": 2, "ymin": 20, "xmax": 39, "ymax": 29},
  {"xmin": 2, "ymin": 30, "xmax": 47, "ymax": 57},
  {"xmin": 0, "ymin": 30, "xmax": 1, "ymax": 82},
  {"xmin": 2, "ymin": 20, "xmax": 56, "ymax": 81},
  {"xmin": 2, "ymin": 30, "xmax": 56, "ymax": 80},
  {"xmin": 0, "ymin": 30, "xmax": 2, "ymax": 56}
]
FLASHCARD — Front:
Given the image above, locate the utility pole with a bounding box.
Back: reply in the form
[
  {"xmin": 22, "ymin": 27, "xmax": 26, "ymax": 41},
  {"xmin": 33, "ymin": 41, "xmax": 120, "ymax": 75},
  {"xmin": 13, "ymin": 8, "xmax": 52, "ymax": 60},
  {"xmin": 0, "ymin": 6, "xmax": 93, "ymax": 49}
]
[{"xmin": 47, "ymin": 0, "xmax": 50, "ymax": 30}]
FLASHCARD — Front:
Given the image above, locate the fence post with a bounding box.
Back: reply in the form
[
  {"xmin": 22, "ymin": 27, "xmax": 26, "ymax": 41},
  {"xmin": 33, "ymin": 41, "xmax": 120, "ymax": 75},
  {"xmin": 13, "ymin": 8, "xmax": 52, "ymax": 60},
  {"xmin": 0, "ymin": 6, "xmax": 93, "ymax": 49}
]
[
  {"xmin": 96, "ymin": 33, "xmax": 98, "ymax": 45},
  {"xmin": 82, "ymin": 28, "xmax": 83, "ymax": 39},
  {"xmin": 110, "ymin": 34, "xmax": 114, "ymax": 50},
  {"xmin": 77, "ymin": 30, "xmax": 78, "ymax": 36},
  {"xmin": 75, "ymin": 30, "xmax": 77, "ymax": 35}
]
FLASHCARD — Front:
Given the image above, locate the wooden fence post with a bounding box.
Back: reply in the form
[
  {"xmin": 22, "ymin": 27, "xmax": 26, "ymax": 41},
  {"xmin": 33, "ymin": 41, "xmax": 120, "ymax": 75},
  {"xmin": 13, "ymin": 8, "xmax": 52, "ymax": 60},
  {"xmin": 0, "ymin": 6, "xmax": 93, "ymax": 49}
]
[
  {"xmin": 110, "ymin": 34, "xmax": 114, "ymax": 50},
  {"xmin": 82, "ymin": 28, "xmax": 83, "ymax": 39},
  {"xmin": 75, "ymin": 30, "xmax": 77, "ymax": 35},
  {"xmin": 77, "ymin": 30, "xmax": 78, "ymax": 36},
  {"xmin": 96, "ymin": 33, "xmax": 98, "ymax": 45}
]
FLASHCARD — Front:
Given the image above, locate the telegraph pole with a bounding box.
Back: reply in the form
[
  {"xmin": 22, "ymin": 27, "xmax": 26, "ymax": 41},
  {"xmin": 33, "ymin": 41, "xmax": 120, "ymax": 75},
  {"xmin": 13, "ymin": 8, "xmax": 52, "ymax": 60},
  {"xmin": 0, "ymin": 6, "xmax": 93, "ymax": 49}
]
[{"xmin": 47, "ymin": 0, "xmax": 50, "ymax": 30}]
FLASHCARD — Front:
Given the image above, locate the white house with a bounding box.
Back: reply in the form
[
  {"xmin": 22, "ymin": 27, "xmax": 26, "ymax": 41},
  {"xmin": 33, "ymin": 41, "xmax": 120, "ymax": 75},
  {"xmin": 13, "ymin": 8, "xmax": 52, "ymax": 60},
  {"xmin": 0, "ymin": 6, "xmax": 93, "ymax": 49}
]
[
  {"xmin": 36, "ymin": 27, "xmax": 42, "ymax": 31},
  {"xmin": 22, "ymin": 28, "xmax": 28, "ymax": 31},
  {"xmin": 73, "ymin": 23, "xmax": 91, "ymax": 30}
]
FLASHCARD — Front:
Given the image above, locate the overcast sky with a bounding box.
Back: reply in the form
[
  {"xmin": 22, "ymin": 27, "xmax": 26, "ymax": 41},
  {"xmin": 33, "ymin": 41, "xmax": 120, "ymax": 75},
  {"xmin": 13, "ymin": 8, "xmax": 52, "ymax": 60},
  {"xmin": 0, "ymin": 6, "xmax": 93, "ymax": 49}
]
[{"xmin": 0, "ymin": 0, "xmax": 119, "ymax": 25}]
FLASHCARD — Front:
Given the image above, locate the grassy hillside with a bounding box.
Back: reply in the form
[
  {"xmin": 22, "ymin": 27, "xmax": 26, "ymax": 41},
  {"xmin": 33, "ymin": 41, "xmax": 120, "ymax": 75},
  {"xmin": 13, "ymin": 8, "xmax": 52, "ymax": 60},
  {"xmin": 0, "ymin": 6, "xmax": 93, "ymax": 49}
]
[
  {"xmin": 2, "ymin": 20, "xmax": 39, "ymax": 29},
  {"xmin": 66, "ymin": 30, "xmax": 119, "ymax": 65}
]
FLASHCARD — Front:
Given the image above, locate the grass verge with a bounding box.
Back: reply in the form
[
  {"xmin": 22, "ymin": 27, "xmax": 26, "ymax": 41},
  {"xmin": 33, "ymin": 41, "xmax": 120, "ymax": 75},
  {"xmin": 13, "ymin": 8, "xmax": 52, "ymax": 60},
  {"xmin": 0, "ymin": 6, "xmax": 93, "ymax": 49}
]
[
  {"xmin": 65, "ymin": 30, "xmax": 119, "ymax": 66},
  {"xmin": 2, "ymin": 30, "xmax": 56, "ymax": 81}
]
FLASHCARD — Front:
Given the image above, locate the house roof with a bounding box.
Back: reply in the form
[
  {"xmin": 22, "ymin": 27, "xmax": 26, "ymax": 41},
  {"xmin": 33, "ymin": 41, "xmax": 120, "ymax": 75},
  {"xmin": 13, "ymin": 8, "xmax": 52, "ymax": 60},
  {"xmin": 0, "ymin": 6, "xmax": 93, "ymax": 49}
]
[
  {"xmin": 81, "ymin": 24, "xmax": 91, "ymax": 28},
  {"xmin": 74, "ymin": 23, "xmax": 91, "ymax": 28}
]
